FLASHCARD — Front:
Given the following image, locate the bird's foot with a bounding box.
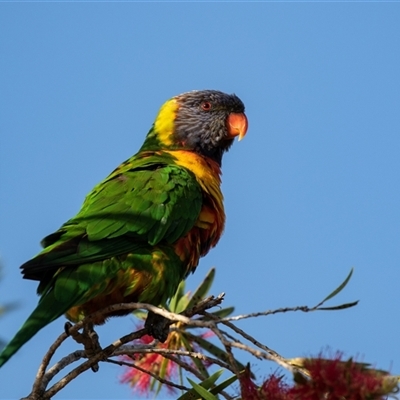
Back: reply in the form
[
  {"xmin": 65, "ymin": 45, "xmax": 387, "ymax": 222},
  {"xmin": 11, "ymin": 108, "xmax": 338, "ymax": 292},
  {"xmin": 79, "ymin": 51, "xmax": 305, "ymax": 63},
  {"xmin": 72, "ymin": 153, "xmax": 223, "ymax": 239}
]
[
  {"xmin": 144, "ymin": 311, "xmax": 170, "ymax": 343},
  {"xmin": 65, "ymin": 322, "xmax": 102, "ymax": 372}
]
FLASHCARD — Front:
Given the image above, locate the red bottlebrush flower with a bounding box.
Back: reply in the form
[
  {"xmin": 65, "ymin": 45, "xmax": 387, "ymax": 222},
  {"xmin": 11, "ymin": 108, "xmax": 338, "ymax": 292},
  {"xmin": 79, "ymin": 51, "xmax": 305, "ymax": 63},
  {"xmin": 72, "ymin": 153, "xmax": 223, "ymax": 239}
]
[
  {"xmin": 120, "ymin": 333, "xmax": 178, "ymax": 395},
  {"xmin": 240, "ymin": 366, "xmax": 291, "ymax": 400},
  {"xmin": 120, "ymin": 326, "xmax": 213, "ymax": 396},
  {"xmin": 239, "ymin": 366, "xmax": 262, "ymax": 400},
  {"xmin": 289, "ymin": 352, "xmax": 394, "ymax": 400},
  {"xmin": 239, "ymin": 354, "xmax": 398, "ymax": 400},
  {"xmin": 260, "ymin": 374, "xmax": 291, "ymax": 400}
]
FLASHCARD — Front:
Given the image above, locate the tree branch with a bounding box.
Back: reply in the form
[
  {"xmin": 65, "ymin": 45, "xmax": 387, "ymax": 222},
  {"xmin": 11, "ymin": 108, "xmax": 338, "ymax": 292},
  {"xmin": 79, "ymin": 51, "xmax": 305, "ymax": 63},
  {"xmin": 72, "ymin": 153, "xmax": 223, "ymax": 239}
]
[{"xmin": 23, "ymin": 293, "xmax": 355, "ymax": 399}]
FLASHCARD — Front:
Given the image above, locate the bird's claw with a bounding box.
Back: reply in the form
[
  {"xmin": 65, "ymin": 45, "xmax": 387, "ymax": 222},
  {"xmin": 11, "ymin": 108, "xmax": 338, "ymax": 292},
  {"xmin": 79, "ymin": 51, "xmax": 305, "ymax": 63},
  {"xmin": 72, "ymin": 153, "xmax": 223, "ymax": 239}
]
[
  {"xmin": 65, "ymin": 322, "xmax": 102, "ymax": 372},
  {"xmin": 64, "ymin": 321, "xmax": 73, "ymax": 335}
]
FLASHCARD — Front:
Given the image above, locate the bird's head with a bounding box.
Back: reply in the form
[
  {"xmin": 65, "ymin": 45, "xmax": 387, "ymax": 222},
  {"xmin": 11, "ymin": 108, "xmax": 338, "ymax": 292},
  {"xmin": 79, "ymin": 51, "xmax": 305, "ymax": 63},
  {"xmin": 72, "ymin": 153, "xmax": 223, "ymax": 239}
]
[{"xmin": 141, "ymin": 90, "xmax": 248, "ymax": 165}]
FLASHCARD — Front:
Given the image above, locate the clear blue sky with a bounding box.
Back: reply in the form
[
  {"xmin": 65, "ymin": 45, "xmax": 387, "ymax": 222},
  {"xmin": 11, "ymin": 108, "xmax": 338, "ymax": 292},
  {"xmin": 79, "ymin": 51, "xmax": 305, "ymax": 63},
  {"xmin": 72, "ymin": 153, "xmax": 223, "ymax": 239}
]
[{"xmin": 1, "ymin": 3, "xmax": 400, "ymax": 399}]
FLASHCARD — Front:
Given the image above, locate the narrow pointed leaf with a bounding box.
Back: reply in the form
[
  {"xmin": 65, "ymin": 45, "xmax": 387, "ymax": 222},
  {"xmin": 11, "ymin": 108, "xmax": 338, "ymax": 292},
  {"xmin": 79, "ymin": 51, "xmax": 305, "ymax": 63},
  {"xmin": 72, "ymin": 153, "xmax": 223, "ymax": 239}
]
[
  {"xmin": 175, "ymin": 292, "xmax": 191, "ymax": 314},
  {"xmin": 318, "ymin": 300, "xmax": 359, "ymax": 311},
  {"xmin": 209, "ymin": 373, "xmax": 239, "ymax": 395},
  {"xmin": 319, "ymin": 268, "xmax": 354, "ymax": 305},
  {"xmin": 186, "ymin": 268, "xmax": 215, "ymax": 310},
  {"xmin": 169, "ymin": 280, "xmax": 186, "ymax": 312},
  {"xmin": 180, "ymin": 333, "xmax": 209, "ymax": 378},
  {"xmin": 197, "ymin": 307, "xmax": 234, "ymax": 320},
  {"xmin": 186, "ymin": 379, "xmax": 219, "ymax": 400},
  {"xmin": 177, "ymin": 370, "xmax": 223, "ymax": 400},
  {"xmin": 153, "ymin": 356, "xmax": 169, "ymax": 396},
  {"xmin": 210, "ymin": 306, "xmax": 234, "ymax": 319}
]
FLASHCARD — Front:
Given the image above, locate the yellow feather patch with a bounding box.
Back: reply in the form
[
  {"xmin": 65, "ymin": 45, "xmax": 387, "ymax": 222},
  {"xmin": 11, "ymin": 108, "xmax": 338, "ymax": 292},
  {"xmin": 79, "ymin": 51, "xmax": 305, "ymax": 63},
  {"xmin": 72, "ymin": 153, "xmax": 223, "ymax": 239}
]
[
  {"xmin": 65, "ymin": 306, "xmax": 82, "ymax": 322},
  {"xmin": 154, "ymin": 98, "xmax": 179, "ymax": 146},
  {"xmin": 165, "ymin": 150, "xmax": 224, "ymax": 207}
]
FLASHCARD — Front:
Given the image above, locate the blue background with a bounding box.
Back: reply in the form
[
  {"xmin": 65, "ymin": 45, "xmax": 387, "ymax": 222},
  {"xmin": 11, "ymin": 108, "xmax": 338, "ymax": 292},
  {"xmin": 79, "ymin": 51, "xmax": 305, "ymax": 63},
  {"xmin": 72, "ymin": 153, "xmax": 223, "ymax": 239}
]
[{"xmin": 1, "ymin": 3, "xmax": 400, "ymax": 399}]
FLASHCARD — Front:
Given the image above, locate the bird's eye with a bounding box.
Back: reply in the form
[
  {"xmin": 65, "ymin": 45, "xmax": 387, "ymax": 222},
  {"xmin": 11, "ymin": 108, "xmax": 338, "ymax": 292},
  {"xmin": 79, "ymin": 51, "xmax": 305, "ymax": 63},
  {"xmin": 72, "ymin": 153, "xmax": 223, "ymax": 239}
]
[{"xmin": 201, "ymin": 101, "xmax": 212, "ymax": 111}]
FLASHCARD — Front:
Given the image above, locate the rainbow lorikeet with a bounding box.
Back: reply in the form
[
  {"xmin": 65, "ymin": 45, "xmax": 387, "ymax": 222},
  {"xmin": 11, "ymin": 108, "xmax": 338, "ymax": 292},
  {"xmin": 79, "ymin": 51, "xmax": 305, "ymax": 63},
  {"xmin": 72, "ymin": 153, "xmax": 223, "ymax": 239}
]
[{"xmin": 0, "ymin": 90, "xmax": 248, "ymax": 368}]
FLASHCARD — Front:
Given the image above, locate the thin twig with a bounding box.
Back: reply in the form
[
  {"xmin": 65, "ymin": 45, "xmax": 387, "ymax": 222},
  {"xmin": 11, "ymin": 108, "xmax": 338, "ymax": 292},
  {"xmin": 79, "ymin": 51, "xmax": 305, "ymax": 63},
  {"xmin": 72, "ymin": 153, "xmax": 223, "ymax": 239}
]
[
  {"xmin": 31, "ymin": 331, "xmax": 68, "ymax": 395},
  {"xmin": 24, "ymin": 295, "xmax": 319, "ymax": 399},
  {"xmin": 220, "ymin": 305, "xmax": 314, "ymax": 322},
  {"xmin": 209, "ymin": 323, "xmax": 241, "ymax": 377},
  {"xmin": 41, "ymin": 350, "xmax": 85, "ymax": 389},
  {"xmin": 115, "ymin": 346, "xmax": 232, "ymax": 371}
]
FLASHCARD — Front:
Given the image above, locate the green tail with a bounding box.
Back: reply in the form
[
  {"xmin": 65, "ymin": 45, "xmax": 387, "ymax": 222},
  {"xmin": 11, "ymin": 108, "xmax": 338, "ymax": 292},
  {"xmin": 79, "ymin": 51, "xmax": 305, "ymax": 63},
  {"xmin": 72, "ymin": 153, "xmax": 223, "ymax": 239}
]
[{"xmin": 0, "ymin": 292, "xmax": 69, "ymax": 368}]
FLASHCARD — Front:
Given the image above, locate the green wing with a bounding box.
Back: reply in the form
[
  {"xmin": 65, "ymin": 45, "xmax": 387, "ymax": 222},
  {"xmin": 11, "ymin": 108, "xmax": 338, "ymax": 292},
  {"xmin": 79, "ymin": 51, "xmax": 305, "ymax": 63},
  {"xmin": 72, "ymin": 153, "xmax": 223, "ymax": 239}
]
[
  {"xmin": 0, "ymin": 152, "xmax": 204, "ymax": 368},
  {"xmin": 21, "ymin": 151, "xmax": 203, "ymax": 283}
]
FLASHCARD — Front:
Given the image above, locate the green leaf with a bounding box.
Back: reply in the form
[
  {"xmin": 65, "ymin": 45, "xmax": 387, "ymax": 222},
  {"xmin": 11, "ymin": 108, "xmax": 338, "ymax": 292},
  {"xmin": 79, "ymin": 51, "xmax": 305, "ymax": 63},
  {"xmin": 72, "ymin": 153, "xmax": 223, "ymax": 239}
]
[
  {"xmin": 209, "ymin": 373, "xmax": 238, "ymax": 395},
  {"xmin": 210, "ymin": 306, "xmax": 234, "ymax": 319},
  {"xmin": 180, "ymin": 333, "xmax": 209, "ymax": 378},
  {"xmin": 197, "ymin": 307, "xmax": 234, "ymax": 320},
  {"xmin": 319, "ymin": 268, "xmax": 354, "ymax": 304},
  {"xmin": 199, "ymin": 369, "xmax": 224, "ymax": 388},
  {"xmin": 153, "ymin": 356, "xmax": 170, "ymax": 396},
  {"xmin": 186, "ymin": 268, "xmax": 215, "ymax": 311},
  {"xmin": 175, "ymin": 292, "xmax": 191, "ymax": 314},
  {"xmin": 169, "ymin": 280, "xmax": 187, "ymax": 312},
  {"xmin": 318, "ymin": 300, "xmax": 359, "ymax": 311},
  {"xmin": 177, "ymin": 370, "xmax": 223, "ymax": 400},
  {"xmin": 186, "ymin": 379, "xmax": 219, "ymax": 400},
  {"xmin": 177, "ymin": 386, "xmax": 198, "ymax": 399}
]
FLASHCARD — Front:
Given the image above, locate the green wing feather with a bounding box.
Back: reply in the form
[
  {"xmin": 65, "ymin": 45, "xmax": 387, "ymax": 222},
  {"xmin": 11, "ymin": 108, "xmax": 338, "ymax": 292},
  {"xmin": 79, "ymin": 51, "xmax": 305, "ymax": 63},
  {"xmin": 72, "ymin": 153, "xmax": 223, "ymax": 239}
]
[
  {"xmin": 0, "ymin": 151, "xmax": 203, "ymax": 367},
  {"xmin": 22, "ymin": 151, "xmax": 202, "ymax": 279}
]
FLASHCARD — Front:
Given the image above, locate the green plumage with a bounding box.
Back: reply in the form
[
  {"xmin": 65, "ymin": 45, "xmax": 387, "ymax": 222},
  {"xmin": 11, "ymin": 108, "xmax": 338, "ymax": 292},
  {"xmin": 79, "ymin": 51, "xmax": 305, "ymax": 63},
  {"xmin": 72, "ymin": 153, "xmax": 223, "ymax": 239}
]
[
  {"xmin": 0, "ymin": 89, "xmax": 247, "ymax": 368},
  {"xmin": 0, "ymin": 151, "xmax": 202, "ymax": 367}
]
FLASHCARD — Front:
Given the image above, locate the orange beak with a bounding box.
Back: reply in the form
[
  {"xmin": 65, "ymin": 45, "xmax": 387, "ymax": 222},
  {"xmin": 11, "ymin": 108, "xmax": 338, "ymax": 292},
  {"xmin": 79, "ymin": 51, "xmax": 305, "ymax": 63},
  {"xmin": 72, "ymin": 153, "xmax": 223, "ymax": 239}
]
[{"xmin": 227, "ymin": 112, "xmax": 248, "ymax": 141}]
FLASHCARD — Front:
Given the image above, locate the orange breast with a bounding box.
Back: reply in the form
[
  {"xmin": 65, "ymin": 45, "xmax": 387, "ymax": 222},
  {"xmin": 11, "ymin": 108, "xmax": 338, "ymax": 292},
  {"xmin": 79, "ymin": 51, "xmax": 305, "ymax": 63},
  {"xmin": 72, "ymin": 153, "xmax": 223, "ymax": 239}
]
[{"xmin": 166, "ymin": 150, "xmax": 226, "ymax": 276}]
